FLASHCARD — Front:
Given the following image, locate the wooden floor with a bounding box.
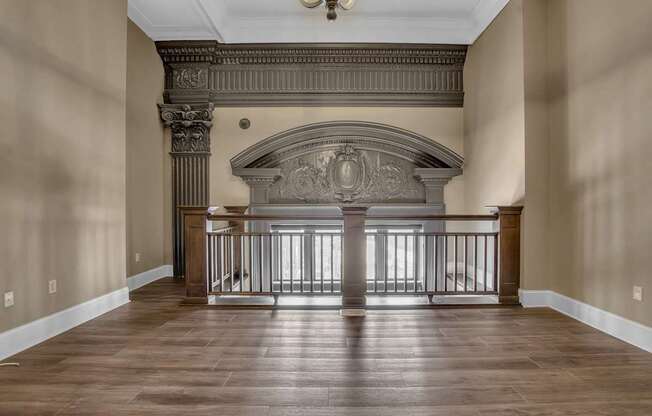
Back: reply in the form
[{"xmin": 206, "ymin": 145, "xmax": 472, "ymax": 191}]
[{"xmin": 2, "ymin": 278, "xmax": 652, "ymax": 415}]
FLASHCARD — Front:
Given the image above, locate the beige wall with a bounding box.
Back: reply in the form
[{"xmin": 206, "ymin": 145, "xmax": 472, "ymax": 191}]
[
  {"xmin": 468, "ymin": 0, "xmax": 652, "ymax": 325},
  {"xmin": 210, "ymin": 107, "xmax": 465, "ymax": 211},
  {"xmin": 462, "ymin": 0, "xmax": 525, "ymax": 215},
  {"xmin": 522, "ymin": 0, "xmax": 550, "ymax": 290},
  {"xmin": 463, "ymin": 0, "xmax": 550, "ymax": 291},
  {"xmin": 547, "ymin": 0, "xmax": 652, "ymax": 326},
  {"xmin": 126, "ymin": 20, "xmax": 169, "ymax": 276},
  {"xmin": 0, "ymin": 0, "xmax": 127, "ymax": 332}
]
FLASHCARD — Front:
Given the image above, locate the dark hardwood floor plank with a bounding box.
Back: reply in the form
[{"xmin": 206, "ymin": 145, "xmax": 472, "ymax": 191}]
[
  {"xmin": 328, "ymin": 386, "xmax": 525, "ymax": 407},
  {"xmin": 1, "ymin": 278, "xmax": 651, "ymax": 416},
  {"xmin": 375, "ymin": 357, "xmax": 539, "ymax": 371},
  {"xmin": 401, "ymin": 368, "xmax": 578, "ymax": 387},
  {"xmin": 224, "ymin": 371, "xmax": 405, "ymax": 387},
  {"xmin": 133, "ymin": 386, "xmax": 329, "ymax": 406}
]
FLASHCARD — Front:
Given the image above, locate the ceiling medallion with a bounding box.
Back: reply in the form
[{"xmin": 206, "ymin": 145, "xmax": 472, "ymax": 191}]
[{"xmin": 299, "ymin": 0, "xmax": 356, "ymax": 21}]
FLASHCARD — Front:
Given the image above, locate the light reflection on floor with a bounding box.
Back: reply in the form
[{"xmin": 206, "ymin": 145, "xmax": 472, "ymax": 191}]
[{"xmin": 208, "ymin": 294, "xmax": 499, "ymax": 307}]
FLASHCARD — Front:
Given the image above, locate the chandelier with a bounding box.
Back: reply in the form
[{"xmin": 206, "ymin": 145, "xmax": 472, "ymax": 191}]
[{"xmin": 299, "ymin": 0, "xmax": 356, "ymax": 21}]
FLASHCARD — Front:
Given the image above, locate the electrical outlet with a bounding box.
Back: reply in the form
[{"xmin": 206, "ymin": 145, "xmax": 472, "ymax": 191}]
[
  {"xmin": 4, "ymin": 291, "xmax": 14, "ymax": 308},
  {"xmin": 135, "ymin": 253, "xmax": 141, "ymax": 263},
  {"xmin": 49, "ymin": 280, "xmax": 57, "ymax": 294},
  {"xmin": 633, "ymin": 286, "xmax": 643, "ymax": 302}
]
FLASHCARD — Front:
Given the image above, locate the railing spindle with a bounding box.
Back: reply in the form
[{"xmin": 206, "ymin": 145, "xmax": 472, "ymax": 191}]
[
  {"xmin": 434, "ymin": 235, "xmax": 438, "ymax": 292},
  {"xmin": 320, "ymin": 235, "xmax": 324, "ymax": 293},
  {"xmin": 464, "ymin": 235, "xmax": 468, "ymax": 292},
  {"xmin": 493, "ymin": 234, "xmax": 499, "ymax": 292},
  {"xmin": 454, "ymin": 235, "xmax": 458, "ymax": 292},
  {"xmin": 310, "ymin": 234, "xmax": 317, "ymax": 293},
  {"xmin": 290, "ymin": 235, "xmax": 294, "ymax": 293},
  {"xmin": 474, "ymin": 236, "xmax": 478, "ymax": 292},
  {"xmin": 330, "ymin": 235, "xmax": 334, "ymax": 293},
  {"xmin": 230, "ymin": 235, "xmax": 234, "ymax": 293},
  {"xmin": 413, "ymin": 234, "xmax": 418, "ymax": 293},
  {"xmin": 278, "ymin": 234, "xmax": 282, "ymax": 293},
  {"xmin": 482, "ymin": 235, "xmax": 487, "ymax": 291},
  {"xmin": 300, "ymin": 234, "xmax": 304, "ymax": 293},
  {"xmin": 403, "ymin": 235, "xmax": 408, "ymax": 293}
]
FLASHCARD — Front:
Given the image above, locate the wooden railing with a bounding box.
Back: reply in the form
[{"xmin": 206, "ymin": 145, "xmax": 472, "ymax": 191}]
[
  {"xmin": 208, "ymin": 232, "xmax": 343, "ymax": 298},
  {"xmin": 181, "ymin": 206, "xmax": 523, "ymax": 306},
  {"xmin": 365, "ymin": 232, "xmax": 499, "ymax": 297}
]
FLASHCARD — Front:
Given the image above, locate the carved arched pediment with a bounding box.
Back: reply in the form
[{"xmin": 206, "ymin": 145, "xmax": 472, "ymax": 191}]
[{"xmin": 231, "ymin": 121, "xmax": 463, "ymax": 205}]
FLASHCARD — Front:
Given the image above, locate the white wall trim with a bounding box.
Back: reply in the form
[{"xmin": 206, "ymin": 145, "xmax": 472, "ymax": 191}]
[
  {"xmin": 520, "ymin": 289, "xmax": 652, "ymax": 353},
  {"xmin": 0, "ymin": 287, "xmax": 130, "ymax": 361},
  {"xmin": 127, "ymin": 265, "xmax": 173, "ymax": 291}
]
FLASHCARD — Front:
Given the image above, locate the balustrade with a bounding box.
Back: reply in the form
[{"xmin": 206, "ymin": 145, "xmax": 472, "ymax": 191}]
[{"xmin": 182, "ymin": 206, "xmax": 522, "ymax": 307}]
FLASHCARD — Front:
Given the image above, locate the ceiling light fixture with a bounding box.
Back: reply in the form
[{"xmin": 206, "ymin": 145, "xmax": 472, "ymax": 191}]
[{"xmin": 299, "ymin": 0, "xmax": 356, "ymax": 22}]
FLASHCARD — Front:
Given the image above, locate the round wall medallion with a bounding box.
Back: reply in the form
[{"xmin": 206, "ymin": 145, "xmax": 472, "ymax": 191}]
[{"xmin": 239, "ymin": 118, "xmax": 251, "ymax": 129}]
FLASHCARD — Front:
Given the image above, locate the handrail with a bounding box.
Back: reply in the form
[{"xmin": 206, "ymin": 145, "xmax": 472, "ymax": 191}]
[
  {"xmin": 366, "ymin": 214, "xmax": 497, "ymax": 221},
  {"xmin": 212, "ymin": 225, "xmax": 236, "ymax": 233},
  {"xmin": 207, "ymin": 213, "xmax": 498, "ymax": 222},
  {"xmin": 208, "ymin": 214, "xmax": 344, "ymax": 221},
  {"xmin": 208, "ymin": 231, "xmax": 499, "ymax": 237},
  {"xmin": 207, "ymin": 231, "xmax": 344, "ymax": 236}
]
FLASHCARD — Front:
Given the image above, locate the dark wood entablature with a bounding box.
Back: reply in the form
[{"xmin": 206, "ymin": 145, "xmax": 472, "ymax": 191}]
[{"xmin": 156, "ymin": 41, "xmax": 468, "ymax": 107}]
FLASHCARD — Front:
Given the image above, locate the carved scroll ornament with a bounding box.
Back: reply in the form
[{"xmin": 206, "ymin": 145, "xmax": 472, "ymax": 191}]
[{"xmin": 173, "ymin": 67, "xmax": 208, "ymax": 89}]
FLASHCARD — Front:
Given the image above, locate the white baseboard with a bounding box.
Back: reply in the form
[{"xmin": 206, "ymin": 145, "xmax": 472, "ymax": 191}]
[
  {"xmin": 0, "ymin": 287, "xmax": 130, "ymax": 361},
  {"xmin": 520, "ymin": 289, "xmax": 652, "ymax": 353},
  {"xmin": 127, "ymin": 264, "xmax": 173, "ymax": 291}
]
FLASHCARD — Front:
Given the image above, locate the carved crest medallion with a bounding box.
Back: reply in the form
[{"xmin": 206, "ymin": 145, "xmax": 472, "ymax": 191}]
[{"xmin": 328, "ymin": 145, "xmax": 366, "ymax": 202}]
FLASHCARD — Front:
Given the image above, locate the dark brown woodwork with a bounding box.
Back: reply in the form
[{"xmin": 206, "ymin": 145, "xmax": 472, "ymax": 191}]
[
  {"xmin": 182, "ymin": 207, "xmax": 209, "ymax": 302},
  {"xmin": 497, "ymin": 206, "xmax": 524, "ymax": 305},
  {"xmin": 159, "ymin": 104, "xmax": 213, "ymax": 276},
  {"xmin": 156, "ymin": 42, "xmax": 467, "ymax": 107},
  {"xmin": 341, "ymin": 207, "xmax": 369, "ymax": 308},
  {"xmin": 2, "ymin": 278, "xmax": 651, "ymax": 415}
]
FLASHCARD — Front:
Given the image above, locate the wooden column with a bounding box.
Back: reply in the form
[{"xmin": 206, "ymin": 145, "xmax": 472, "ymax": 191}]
[
  {"xmin": 497, "ymin": 206, "xmax": 523, "ymax": 305},
  {"xmin": 341, "ymin": 207, "xmax": 368, "ymax": 309},
  {"xmin": 159, "ymin": 103, "xmax": 214, "ymax": 277},
  {"xmin": 182, "ymin": 207, "xmax": 209, "ymax": 303}
]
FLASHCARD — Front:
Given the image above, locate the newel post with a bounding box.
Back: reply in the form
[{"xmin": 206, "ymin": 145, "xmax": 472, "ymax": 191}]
[
  {"xmin": 497, "ymin": 206, "xmax": 523, "ymax": 305},
  {"xmin": 182, "ymin": 207, "xmax": 209, "ymax": 303},
  {"xmin": 341, "ymin": 207, "xmax": 368, "ymax": 309}
]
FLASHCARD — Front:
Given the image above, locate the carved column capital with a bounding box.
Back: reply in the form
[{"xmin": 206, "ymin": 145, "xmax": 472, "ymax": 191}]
[
  {"xmin": 159, "ymin": 103, "xmax": 215, "ymax": 154},
  {"xmin": 414, "ymin": 168, "xmax": 462, "ymax": 204},
  {"xmin": 232, "ymin": 168, "xmax": 281, "ymax": 204}
]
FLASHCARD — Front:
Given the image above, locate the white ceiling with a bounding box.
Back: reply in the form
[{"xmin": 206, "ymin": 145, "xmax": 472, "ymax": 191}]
[{"xmin": 128, "ymin": 0, "xmax": 509, "ymax": 45}]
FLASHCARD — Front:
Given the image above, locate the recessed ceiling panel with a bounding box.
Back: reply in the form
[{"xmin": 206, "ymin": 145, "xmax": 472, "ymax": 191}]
[{"xmin": 129, "ymin": 0, "xmax": 509, "ymax": 44}]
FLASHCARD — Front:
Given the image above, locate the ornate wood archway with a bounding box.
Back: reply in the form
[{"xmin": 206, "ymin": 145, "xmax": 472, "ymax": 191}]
[{"xmin": 231, "ymin": 121, "xmax": 463, "ymax": 207}]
